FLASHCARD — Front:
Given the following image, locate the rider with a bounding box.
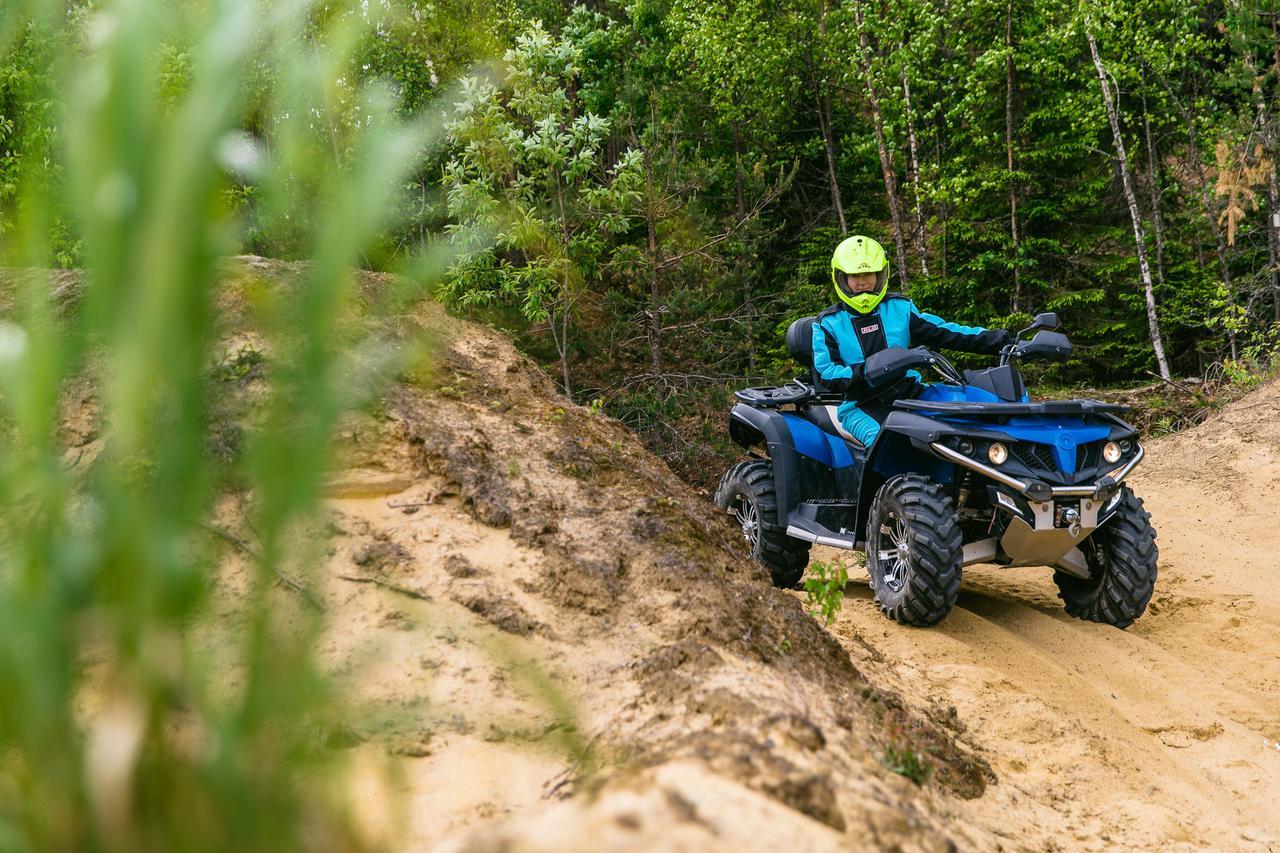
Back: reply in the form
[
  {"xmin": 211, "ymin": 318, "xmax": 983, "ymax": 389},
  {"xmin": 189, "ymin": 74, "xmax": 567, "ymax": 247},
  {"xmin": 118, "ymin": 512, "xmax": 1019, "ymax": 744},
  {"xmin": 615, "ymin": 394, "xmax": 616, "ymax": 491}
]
[{"xmin": 812, "ymin": 235, "xmax": 1012, "ymax": 447}]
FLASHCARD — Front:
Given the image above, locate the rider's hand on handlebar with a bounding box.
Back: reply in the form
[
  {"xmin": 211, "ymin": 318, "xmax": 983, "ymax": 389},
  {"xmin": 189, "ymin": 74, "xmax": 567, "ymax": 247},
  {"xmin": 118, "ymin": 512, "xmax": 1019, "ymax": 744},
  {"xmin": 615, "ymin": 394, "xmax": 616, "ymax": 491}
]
[{"xmin": 864, "ymin": 347, "xmax": 934, "ymax": 388}]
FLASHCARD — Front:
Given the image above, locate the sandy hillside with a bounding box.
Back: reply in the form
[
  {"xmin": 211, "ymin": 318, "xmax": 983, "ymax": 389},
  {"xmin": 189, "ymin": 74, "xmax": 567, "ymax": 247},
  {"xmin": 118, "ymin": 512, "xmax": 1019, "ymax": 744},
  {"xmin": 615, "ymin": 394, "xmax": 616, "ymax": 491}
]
[
  {"xmin": 255, "ymin": 262, "xmax": 1278, "ymax": 851},
  {"xmin": 304, "ymin": 299, "xmax": 1003, "ymax": 851},
  {"xmin": 39, "ymin": 257, "xmax": 1280, "ymax": 850},
  {"xmin": 137, "ymin": 258, "xmax": 995, "ymax": 851}
]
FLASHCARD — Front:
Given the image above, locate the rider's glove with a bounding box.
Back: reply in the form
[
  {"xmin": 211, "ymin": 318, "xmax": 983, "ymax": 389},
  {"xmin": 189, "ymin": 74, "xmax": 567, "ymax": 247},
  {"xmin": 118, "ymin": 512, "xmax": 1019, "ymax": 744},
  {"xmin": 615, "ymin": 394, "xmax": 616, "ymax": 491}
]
[
  {"xmin": 864, "ymin": 347, "xmax": 933, "ymax": 389},
  {"xmin": 992, "ymin": 329, "xmax": 1015, "ymax": 351}
]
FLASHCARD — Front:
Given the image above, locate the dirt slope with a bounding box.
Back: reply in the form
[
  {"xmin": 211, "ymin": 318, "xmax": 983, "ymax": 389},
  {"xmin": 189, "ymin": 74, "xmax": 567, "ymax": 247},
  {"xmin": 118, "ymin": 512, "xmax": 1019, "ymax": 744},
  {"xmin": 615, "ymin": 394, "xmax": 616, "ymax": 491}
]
[
  {"xmin": 39, "ymin": 257, "xmax": 1278, "ymax": 849},
  {"xmin": 272, "ymin": 267, "xmax": 1278, "ymax": 850},
  {"xmin": 813, "ymin": 377, "xmax": 1280, "ymax": 850},
  {"xmin": 309, "ymin": 288, "xmax": 1004, "ymax": 851}
]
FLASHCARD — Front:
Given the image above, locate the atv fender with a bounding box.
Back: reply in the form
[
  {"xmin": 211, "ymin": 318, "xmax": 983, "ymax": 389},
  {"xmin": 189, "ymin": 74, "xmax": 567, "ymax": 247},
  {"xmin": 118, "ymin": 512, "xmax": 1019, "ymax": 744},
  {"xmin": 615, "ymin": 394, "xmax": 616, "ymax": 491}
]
[
  {"xmin": 729, "ymin": 403, "xmax": 861, "ymax": 524},
  {"xmin": 729, "ymin": 404, "xmax": 801, "ymax": 519}
]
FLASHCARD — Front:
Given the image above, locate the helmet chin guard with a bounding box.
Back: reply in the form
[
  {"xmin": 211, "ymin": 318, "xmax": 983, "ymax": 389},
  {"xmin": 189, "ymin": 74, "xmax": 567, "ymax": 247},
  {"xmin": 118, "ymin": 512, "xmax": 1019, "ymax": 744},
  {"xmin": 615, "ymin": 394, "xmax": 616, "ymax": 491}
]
[{"xmin": 831, "ymin": 235, "xmax": 890, "ymax": 313}]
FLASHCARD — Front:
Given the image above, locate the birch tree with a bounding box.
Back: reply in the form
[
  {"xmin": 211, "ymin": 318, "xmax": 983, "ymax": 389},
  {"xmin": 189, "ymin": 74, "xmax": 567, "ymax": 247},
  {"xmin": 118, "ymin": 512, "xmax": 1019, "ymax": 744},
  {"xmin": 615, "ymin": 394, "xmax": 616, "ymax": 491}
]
[{"xmin": 1086, "ymin": 26, "xmax": 1172, "ymax": 379}]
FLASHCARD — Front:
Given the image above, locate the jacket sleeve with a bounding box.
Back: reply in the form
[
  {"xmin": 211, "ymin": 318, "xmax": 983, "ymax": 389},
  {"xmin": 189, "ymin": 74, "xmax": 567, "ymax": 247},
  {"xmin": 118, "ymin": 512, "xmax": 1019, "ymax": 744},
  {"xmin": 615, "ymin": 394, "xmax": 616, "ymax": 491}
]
[
  {"xmin": 907, "ymin": 303, "xmax": 1009, "ymax": 354},
  {"xmin": 811, "ymin": 318, "xmax": 867, "ymax": 394}
]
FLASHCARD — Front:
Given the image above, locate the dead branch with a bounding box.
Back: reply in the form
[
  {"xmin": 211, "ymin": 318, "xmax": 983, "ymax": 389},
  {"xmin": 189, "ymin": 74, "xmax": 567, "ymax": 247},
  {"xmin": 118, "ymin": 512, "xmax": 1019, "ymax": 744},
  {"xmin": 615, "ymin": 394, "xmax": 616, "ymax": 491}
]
[
  {"xmin": 201, "ymin": 522, "xmax": 327, "ymax": 613},
  {"xmin": 1143, "ymin": 370, "xmax": 1208, "ymax": 402},
  {"xmin": 336, "ymin": 573, "xmax": 432, "ymax": 601}
]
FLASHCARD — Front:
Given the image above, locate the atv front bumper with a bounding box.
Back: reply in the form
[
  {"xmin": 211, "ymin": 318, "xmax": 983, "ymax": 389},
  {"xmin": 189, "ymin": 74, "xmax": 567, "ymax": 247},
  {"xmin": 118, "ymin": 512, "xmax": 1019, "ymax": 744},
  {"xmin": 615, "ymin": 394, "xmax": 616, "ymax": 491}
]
[
  {"xmin": 933, "ymin": 441, "xmax": 1146, "ymax": 577},
  {"xmin": 929, "ymin": 441, "xmax": 1145, "ymax": 503}
]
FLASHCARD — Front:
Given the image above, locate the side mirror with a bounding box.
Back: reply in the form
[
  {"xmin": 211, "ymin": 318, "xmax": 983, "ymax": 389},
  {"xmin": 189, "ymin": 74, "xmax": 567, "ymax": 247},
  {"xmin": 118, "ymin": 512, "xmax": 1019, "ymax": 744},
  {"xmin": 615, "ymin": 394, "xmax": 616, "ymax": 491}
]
[{"xmin": 1031, "ymin": 312, "xmax": 1061, "ymax": 332}]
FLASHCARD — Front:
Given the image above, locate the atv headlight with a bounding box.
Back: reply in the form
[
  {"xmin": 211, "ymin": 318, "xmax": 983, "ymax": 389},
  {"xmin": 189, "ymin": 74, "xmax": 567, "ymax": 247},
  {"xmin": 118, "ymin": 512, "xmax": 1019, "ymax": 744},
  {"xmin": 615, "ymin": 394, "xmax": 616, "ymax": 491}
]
[
  {"xmin": 988, "ymin": 442, "xmax": 1008, "ymax": 465},
  {"xmin": 1103, "ymin": 441, "xmax": 1122, "ymax": 464}
]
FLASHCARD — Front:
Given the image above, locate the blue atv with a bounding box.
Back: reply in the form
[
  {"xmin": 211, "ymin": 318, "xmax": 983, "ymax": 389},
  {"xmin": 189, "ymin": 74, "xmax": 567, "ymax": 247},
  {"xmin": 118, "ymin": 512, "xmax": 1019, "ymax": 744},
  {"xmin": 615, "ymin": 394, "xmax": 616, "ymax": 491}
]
[{"xmin": 714, "ymin": 312, "xmax": 1157, "ymax": 628}]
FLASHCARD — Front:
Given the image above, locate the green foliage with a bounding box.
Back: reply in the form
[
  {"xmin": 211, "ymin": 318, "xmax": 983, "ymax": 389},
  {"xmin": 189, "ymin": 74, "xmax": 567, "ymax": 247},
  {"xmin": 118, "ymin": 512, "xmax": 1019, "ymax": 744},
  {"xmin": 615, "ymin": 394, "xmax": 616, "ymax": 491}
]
[
  {"xmin": 440, "ymin": 21, "xmax": 642, "ymax": 391},
  {"xmin": 883, "ymin": 742, "xmax": 933, "ymax": 785},
  {"xmin": 0, "ymin": 0, "xmax": 516, "ymax": 848},
  {"xmin": 210, "ymin": 343, "xmax": 266, "ymax": 383},
  {"xmin": 804, "ymin": 557, "xmax": 852, "ymax": 626}
]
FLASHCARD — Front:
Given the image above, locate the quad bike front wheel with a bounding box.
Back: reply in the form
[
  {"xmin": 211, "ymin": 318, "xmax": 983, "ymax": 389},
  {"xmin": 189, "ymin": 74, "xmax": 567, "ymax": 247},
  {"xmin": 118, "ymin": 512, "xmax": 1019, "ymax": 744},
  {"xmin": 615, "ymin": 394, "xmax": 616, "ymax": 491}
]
[
  {"xmin": 714, "ymin": 460, "xmax": 810, "ymax": 588},
  {"xmin": 866, "ymin": 474, "xmax": 963, "ymax": 627},
  {"xmin": 1054, "ymin": 487, "xmax": 1158, "ymax": 628}
]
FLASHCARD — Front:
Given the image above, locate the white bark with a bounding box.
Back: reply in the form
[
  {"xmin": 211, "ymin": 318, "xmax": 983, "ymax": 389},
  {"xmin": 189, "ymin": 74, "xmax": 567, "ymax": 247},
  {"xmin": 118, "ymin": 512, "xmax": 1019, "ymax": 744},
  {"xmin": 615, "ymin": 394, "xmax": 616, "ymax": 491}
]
[
  {"xmin": 1087, "ymin": 30, "xmax": 1171, "ymax": 380},
  {"xmin": 854, "ymin": 0, "xmax": 909, "ymax": 289},
  {"xmin": 901, "ymin": 64, "xmax": 929, "ymax": 276},
  {"xmin": 1005, "ymin": 0, "xmax": 1021, "ymax": 312}
]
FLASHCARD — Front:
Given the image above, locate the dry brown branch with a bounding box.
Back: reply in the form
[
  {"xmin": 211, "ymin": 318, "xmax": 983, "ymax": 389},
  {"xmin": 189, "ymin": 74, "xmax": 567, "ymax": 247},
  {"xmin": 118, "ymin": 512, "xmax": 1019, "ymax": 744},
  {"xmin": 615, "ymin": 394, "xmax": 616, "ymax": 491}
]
[
  {"xmin": 336, "ymin": 574, "xmax": 432, "ymax": 601},
  {"xmin": 201, "ymin": 523, "xmax": 327, "ymax": 612}
]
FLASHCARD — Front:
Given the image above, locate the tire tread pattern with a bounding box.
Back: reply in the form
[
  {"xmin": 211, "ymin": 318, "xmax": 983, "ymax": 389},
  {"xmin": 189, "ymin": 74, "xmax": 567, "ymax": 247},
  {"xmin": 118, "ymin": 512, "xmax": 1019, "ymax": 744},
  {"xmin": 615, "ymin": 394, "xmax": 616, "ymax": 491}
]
[
  {"xmin": 1054, "ymin": 488, "xmax": 1158, "ymax": 629},
  {"xmin": 715, "ymin": 460, "xmax": 810, "ymax": 588},
  {"xmin": 868, "ymin": 474, "xmax": 963, "ymax": 627}
]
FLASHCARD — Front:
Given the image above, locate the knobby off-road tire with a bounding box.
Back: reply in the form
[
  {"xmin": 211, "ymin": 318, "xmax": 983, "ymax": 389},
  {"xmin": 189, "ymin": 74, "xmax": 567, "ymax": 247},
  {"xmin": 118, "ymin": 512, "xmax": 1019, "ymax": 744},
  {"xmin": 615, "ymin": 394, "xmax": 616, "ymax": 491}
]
[
  {"xmin": 1054, "ymin": 487, "xmax": 1158, "ymax": 629},
  {"xmin": 866, "ymin": 474, "xmax": 963, "ymax": 627},
  {"xmin": 714, "ymin": 460, "xmax": 810, "ymax": 588}
]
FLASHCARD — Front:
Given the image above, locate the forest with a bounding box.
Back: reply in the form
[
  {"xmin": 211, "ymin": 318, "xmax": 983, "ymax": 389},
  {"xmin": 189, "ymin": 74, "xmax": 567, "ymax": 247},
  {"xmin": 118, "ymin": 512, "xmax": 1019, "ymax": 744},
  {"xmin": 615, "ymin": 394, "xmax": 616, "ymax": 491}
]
[{"xmin": 4, "ymin": 0, "xmax": 1279, "ymax": 471}]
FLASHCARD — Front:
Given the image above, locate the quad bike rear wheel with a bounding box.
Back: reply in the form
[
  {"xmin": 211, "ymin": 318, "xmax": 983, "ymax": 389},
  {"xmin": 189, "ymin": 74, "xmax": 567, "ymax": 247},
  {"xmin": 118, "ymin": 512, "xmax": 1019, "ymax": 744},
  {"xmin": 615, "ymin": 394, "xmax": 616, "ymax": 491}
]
[
  {"xmin": 866, "ymin": 474, "xmax": 963, "ymax": 626},
  {"xmin": 1054, "ymin": 487, "xmax": 1157, "ymax": 628},
  {"xmin": 715, "ymin": 460, "xmax": 810, "ymax": 588}
]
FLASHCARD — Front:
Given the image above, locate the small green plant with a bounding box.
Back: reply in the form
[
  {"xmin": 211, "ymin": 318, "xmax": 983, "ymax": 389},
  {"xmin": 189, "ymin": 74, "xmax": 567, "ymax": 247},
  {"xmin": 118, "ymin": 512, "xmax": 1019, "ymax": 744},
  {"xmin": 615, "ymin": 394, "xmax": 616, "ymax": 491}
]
[
  {"xmin": 882, "ymin": 743, "xmax": 933, "ymax": 785},
  {"xmin": 1220, "ymin": 358, "xmax": 1260, "ymax": 388},
  {"xmin": 804, "ymin": 557, "xmax": 850, "ymax": 625},
  {"xmin": 210, "ymin": 343, "xmax": 265, "ymax": 382},
  {"xmin": 1151, "ymin": 414, "xmax": 1177, "ymax": 437}
]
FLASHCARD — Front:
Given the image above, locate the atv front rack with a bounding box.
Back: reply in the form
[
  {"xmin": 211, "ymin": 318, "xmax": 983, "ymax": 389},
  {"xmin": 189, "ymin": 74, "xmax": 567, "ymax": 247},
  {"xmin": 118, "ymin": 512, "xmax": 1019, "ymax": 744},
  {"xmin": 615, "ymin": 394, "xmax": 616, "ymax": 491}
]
[{"xmin": 894, "ymin": 398, "xmax": 1130, "ymax": 416}]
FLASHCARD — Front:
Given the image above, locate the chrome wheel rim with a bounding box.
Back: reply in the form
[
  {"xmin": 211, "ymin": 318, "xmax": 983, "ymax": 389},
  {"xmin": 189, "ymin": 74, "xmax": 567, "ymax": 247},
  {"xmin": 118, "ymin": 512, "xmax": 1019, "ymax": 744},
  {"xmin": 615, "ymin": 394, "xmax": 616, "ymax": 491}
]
[
  {"xmin": 733, "ymin": 498, "xmax": 760, "ymax": 551},
  {"xmin": 876, "ymin": 513, "xmax": 910, "ymax": 593}
]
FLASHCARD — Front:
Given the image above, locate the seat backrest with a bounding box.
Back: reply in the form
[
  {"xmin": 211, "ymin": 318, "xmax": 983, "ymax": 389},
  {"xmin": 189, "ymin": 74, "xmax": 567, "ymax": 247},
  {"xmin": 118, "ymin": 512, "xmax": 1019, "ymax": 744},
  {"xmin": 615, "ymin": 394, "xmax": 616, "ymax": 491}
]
[{"xmin": 786, "ymin": 315, "xmax": 817, "ymax": 369}]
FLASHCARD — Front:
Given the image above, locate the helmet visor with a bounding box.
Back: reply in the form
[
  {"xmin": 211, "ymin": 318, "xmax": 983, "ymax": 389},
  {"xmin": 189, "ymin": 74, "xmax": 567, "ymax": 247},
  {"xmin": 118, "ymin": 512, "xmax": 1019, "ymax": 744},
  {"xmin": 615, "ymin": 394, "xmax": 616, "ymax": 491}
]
[{"xmin": 838, "ymin": 271, "xmax": 880, "ymax": 296}]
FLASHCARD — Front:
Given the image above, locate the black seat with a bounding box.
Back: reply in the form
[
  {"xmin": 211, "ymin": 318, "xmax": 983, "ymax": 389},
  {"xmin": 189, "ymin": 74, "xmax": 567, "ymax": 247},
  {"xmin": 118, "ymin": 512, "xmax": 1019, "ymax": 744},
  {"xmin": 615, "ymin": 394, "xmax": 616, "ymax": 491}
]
[{"xmin": 786, "ymin": 315, "xmax": 817, "ymax": 369}]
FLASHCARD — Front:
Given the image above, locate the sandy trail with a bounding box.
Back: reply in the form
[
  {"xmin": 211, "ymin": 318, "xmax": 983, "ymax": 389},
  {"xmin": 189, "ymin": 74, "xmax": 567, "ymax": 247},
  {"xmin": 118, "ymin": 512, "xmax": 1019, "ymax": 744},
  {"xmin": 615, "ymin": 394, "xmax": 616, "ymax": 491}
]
[{"xmin": 814, "ymin": 378, "xmax": 1280, "ymax": 850}]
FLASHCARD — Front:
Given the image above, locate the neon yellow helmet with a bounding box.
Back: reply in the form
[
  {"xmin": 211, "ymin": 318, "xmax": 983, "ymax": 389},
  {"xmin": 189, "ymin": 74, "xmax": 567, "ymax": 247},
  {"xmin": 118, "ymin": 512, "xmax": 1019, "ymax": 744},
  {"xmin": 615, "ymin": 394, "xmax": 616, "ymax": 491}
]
[{"xmin": 831, "ymin": 235, "xmax": 890, "ymax": 313}]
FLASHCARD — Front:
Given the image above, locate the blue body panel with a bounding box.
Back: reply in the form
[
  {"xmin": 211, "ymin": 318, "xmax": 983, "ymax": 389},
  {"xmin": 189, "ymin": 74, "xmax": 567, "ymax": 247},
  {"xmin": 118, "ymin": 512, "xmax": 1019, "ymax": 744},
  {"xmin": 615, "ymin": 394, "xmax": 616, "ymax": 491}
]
[
  {"xmin": 913, "ymin": 383, "xmax": 1109, "ymax": 475},
  {"xmin": 781, "ymin": 413, "xmax": 856, "ymax": 469}
]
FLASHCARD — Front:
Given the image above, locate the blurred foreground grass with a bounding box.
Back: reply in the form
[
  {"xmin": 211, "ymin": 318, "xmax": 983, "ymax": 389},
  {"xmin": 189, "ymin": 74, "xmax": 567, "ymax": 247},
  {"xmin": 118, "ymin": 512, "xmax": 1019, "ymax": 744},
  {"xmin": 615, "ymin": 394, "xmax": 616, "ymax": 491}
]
[{"xmin": 0, "ymin": 1, "xmax": 487, "ymax": 848}]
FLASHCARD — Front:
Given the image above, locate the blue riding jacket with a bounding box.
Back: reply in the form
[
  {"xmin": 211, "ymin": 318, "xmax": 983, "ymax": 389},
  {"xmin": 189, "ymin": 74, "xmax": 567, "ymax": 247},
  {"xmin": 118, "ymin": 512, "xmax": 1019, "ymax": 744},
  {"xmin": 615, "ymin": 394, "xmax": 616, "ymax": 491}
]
[{"xmin": 811, "ymin": 293, "xmax": 1008, "ymax": 445}]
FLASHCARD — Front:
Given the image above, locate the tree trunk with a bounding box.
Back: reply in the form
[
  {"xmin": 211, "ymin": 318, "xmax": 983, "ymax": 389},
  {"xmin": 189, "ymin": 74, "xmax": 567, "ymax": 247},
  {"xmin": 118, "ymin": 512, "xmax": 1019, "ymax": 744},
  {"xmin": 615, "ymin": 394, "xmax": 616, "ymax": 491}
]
[
  {"xmin": 1268, "ymin": 170, "xmax": 1280, "ymax": 323},
  {"xmin": 937, "ymin": 131, "xmax": 947, "ymax": 278},
  {"xmin": 553, "ymin": 177, "xmax": 575, "ymax": 397},
  {"xmin": 1005, "ymin": 0, "xmax": 1021, "ymax": 313},
  {"xmin": 733, "ymin": 120, "xmax": 757, "ymax": 372},
  {"xmin": 1268, "ymin": 13, "xmax": 1280, "ymax": 324},
  {"xmin": 1087, "ymin": 30, "xmax": 1171, "ymax": 379},
  {"xmin": 815, "ymin": 88, "xmax": 848, "ymax": 235},
  {"xmin": 854, "ymin": 0, "xmax": 909, "ymax": 289},
  {"xmin": 560, "ymin": 303, "xmax": 572, "ymax": 397},
  {"xmin": 644, "ymin": 142, "xmax": 663, "ymax": 377},
  {"xmin": 815, "ymin": 0, "xmax": 847, "ymax": 235},
  {"xmin": 1139, "ymin": 81, "xmax": 1169, "ymax": 291},
  {"xmin": 901, "ymin": 62, "xmax": 929, "ymax": 276},
  {"xmin": 1179, "ymin": 100, "xmax": 1239, "ymax": 360}
]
